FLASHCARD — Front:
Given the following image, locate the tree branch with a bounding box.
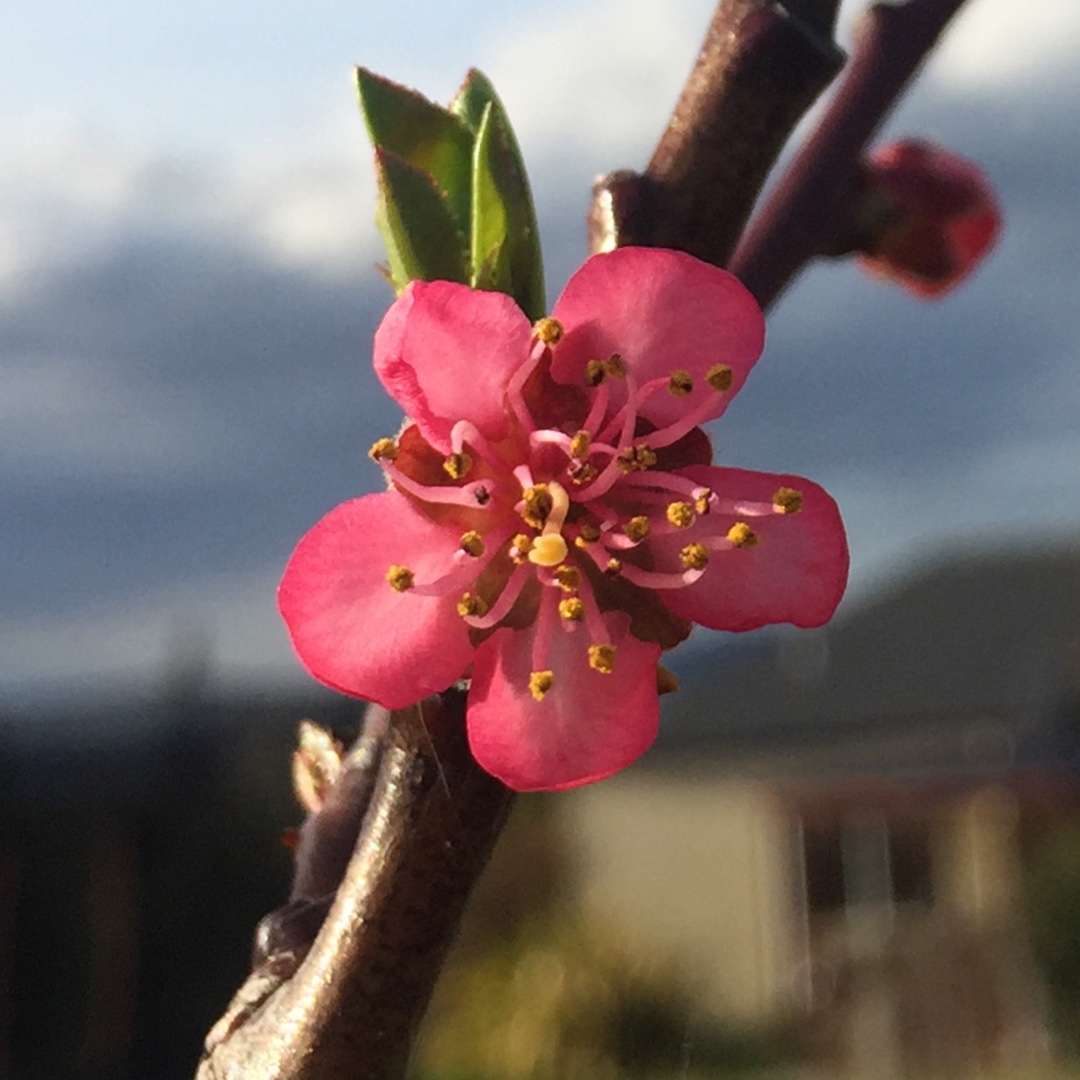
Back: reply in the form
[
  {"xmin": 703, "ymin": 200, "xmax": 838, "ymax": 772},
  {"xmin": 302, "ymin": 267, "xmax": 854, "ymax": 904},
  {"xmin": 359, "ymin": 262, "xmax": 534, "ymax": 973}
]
[
  {"xmin": 197, "ymin": 691, "xmax": 514, "ymax": 1080},
  {"xmin": 589, "ymin": 0, "xmax": 845, "ymax": 265},
  {"xmin": 729, "ymin": 0, "xmax": 971, "ymax": 309}
]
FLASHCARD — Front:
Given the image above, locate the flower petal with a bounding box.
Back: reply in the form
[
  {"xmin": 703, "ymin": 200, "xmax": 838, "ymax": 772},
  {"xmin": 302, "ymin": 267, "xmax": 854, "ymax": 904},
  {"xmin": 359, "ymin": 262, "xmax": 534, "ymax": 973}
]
[
  {"xmin": 468, "ymin": 602, "xmax": 661, "ymax": 791},
  {"xmin": 549, "ymin": 247, "xmax": 764, "ymax": 428},
  {"xmin": 654, "ymin": 466, "xmax": 848, "ymax": 631},
  {"xmin": 374, "ymin": 279, "xmax": 534, "ymax": 453},
  {"xmin": 278, "ymin": 491, "xmax": 475, "ymax": 708}
]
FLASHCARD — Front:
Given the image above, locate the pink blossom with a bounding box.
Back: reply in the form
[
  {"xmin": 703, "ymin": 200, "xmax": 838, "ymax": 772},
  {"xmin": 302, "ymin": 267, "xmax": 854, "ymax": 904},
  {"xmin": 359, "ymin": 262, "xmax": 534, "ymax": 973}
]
[
  {"xmin": 859, "ymin": 139, "xmax": 1001, "ymax": 298},
  {"xmin": 279, "ymin": 248, "xmax": 848, "ymax": 791}
]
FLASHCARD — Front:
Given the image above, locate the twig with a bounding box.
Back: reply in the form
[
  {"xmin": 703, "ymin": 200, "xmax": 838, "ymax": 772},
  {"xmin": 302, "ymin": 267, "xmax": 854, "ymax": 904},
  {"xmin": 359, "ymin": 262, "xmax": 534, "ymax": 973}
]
[
  {"xmin": 589, "ymin": 0, "xmax": 845, "ymax": 265},
  {"xmin": 197, "ymin": 691, "xmax": 514, "ymax": 1080},
  {"xmin": 730, "ymin": 0, "xmax": 971, "ymax": 309}
]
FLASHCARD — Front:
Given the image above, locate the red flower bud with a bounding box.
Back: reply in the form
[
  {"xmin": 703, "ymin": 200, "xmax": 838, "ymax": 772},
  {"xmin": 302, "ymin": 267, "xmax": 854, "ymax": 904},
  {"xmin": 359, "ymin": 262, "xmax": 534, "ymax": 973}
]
[{"xmin": 858, "ymin": 139, "xmax": 1001, "ymax": 299}]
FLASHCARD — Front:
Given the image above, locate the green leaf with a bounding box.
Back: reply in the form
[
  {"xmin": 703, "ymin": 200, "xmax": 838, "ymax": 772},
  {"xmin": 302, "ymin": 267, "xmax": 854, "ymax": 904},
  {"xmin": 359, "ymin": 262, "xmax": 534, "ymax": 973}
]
[
  {"xmin": 355, "ymin": 67, "xmax": 474, "ymax": 236},
  {"xmin": 468, "ymin": 88, "xmax": 546, "ymax": 320},
  {"xmin": 449, "ymin": 68, "xmax": 498, "ymax": 135},
  {"xmin": 374, "ymin": 148, "xmax": 469, "ymax": 291}
]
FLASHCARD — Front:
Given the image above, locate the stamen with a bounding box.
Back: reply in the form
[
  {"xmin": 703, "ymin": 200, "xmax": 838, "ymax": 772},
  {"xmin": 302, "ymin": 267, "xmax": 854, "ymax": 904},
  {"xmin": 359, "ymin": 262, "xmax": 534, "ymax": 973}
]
[
  {"xmin": 462, "ymin": 563, "xmax": 531, "ymax": 629},
  {"xmin": 460, "ymin": 531, "xmax": 484, "ymax": 557},
  {"xmin": 533, "ymin": 317, "xmax": 563, "ymax": 345},
  {"xmin": 585, "ymin": 359, "xmax": 605, "ymax": 386},
  {"xmin": 520, "ymin": 484, "xmax": 554, "ymax": 529},
  {"xmin": 382, "ymin": 462, "xmax": 493, "ymax": 508},
  {"xmin": 386, "ymin": 565, "xmax": 414, "ymax": 592},
  {"xmin": 706, "ymin": 364, "xmax": 734, "ymax": 391},
  {"xmin": 680, "ymin": 542, "xmax": 709, "ymax": 571},
  {"xmin": 581, "ymin": 379, "xmax": 610, "ymax": 436},
  {"xmin": 604, "ymin": 557, "xmax": 622, "ymax": 576},
  {"xmin": 368, "ymin": 437, "xmax": 398, "ymax": 462},
  {"xmin": 529, "ymin": 670, "xmax": 555, "ymax": 701},
  {"xmin": 617, "ymin": 444, "xmax": 657, "ymax": 473},
  {"xmin": 657, "ymin": 665, "xmax": 679, "ymax": 695},
  {"xmin": 443, "ymin": 452, "xmax": 472, "ymax": 480},
  {"xmin": 553, "ymin": 564, "xmax": 581, "ymax": 592},
  {"xmin": 588, "ymin": 643, "xmax": 616, "ymax": 674},
  {"xmin": 773, "ymin": 487, "xmax": 804, "ymax": 514},
  {"xmin": 666, "ymin": 501, "xmax": 696, "ymax": 529},
  {"xmin": 603, "ymin": 353, "xmax": 627, "ymax": 379},
  {"xmin": 510, "ymin": 533, "xmax": 534, "ymax": 563},
  {"xmin": 568, "ymin": 460, "xmax": 598, "ymax": 486},
  {"xmin": 456, "ymin": 592, "xmax": 488, "ymax": 618},
  {"xmin": 569, "ymin": 430, "xmax": 592, "ymax": 458},
  {"xmin": 507, "ymin": 338, "xmax": 548, "ymax": 431},
  {"xmin": 450, "ymin": 420, "xmax": 502, "ymax": 469},
  {"xmin": 576, "ymin": 522, "xmax": 601, "ymax": 545},
  {"xmin": 668, "ymin": 370, "xmax": 693, "ymax": 396},
  {"xmin": 622, "ymin": 516, "xmax": 651, "ymax": 543},
  {"xmin": 727, "ymin": 522, "xmax": 759, "ymax": 548},
  {"xmin": 618, "ymin": 562, "xmax": 705, "ymax": 589},
  {"xmin": 694, "ymin": 488, "xmax": 714, "ymax": 515},
  {"xmin": 558, "ymin": 597, "xmax": 585, "ymax": 622}
]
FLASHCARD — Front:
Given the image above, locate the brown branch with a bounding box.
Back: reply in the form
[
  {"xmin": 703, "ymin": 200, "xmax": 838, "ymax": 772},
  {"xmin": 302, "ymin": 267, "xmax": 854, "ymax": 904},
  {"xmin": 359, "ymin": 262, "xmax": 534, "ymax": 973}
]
[
  {"xmin": 729, "ymin": 0, "xmax": 971, "ymax": 309},
  {"xmin": 197, "ymin": 691, "xmax": 514, "ymax": 1080},
  {"xmin": 589, "ymin": 0, "xmax": 845, "ymax": 265}
]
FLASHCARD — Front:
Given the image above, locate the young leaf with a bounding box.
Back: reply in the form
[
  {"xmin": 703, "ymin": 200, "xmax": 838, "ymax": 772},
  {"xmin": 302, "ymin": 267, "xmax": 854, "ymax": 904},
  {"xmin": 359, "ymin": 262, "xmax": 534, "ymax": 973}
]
[
  {"xmin": 469, "ymin": 92, "xmax": 546, "ymax": 320},
  {"xmin": 449, "ymin": 68, "xmax": 498, "ymax": 136},
  {"xmin": 355, "ymin": 68, "xmax": 474, "ymax": 235},
  {"xmin": 374, "ymin": 148, "xmax": 469, "ymax": 291}
]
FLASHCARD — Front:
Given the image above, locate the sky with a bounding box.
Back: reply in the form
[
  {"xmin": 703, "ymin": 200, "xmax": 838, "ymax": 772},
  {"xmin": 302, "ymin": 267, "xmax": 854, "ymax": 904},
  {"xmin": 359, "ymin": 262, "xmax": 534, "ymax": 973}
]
[{"xmin": 3, "ymin": 0, "xmax": 1080, "ymax": 705}]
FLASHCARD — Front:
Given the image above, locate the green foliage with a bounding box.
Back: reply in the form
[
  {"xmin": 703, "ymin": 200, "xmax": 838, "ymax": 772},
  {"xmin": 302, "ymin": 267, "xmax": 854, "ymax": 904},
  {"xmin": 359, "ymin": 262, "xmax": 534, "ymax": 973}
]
[
  {"xmin": 1025, "ymin": 823, "xmax": 1080, "ymax": 1051},
  {"xmin": 355, "ymin": 67, "xmax": 545, "ymax": 320}
]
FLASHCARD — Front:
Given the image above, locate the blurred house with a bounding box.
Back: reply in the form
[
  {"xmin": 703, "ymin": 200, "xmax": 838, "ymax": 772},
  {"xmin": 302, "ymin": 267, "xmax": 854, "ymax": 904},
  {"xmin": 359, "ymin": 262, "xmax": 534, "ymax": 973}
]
[
  {"xmin": 563, "ymin": 542, "xmax": 1080, "ymax": 1076},
  {"xmin": 3, "ymin": 541, "xmax": 1080, "ymax": 1079}
]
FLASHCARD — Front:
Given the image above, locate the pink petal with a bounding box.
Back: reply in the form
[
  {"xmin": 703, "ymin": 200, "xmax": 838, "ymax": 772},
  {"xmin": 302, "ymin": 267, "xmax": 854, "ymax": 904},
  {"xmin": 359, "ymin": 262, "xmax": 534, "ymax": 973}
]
[
  {"xmin": 468, "ymin": 604, "xmax": 661, "ymax": 791},
  {"xmin": 655, "ymin": 466, "xmax": 849, "ymax": 631},
  {"xmin": 278, "ymin": 491, "xmax": 475, "ymax": 708},
  {"xmin": 549, "ymin": 247, "xmax": 764, "ymax": 428},
  {"xmin": 374, "ymin": 280, "xmax": 534, "ymax": 453}
]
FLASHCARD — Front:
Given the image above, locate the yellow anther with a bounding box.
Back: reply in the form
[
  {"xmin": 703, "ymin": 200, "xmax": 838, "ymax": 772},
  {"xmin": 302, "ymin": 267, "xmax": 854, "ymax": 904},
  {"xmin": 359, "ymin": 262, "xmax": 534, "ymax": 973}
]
[
  {"xmin": 459, "ymin": 530, "xmax": 484, "ymax": 557},
  {"xmin": 617, "ymin": 444, "xmax": 657, "ymax": 473},
  {"xmin": 553, "ymin": 564, "xmax": 581, "ymax": 591},
  {"xmin": 666, "ymin": 501, "xmax": 695, "ymax": 529},
  {"xmin": 668, "ymin": 370, "xmax": 693, "ymax": 397},
  {"xmin": 604, "ymin": 558, "xmax": 622, "ymax": 576},
  {"xmin": 694, "ymin": 488, "xmax": 714, "ymax": 515},
  {"xmin": 588, "ymin": 643, "xmax": 617, "ymax": 674},
  {"xmin": 585, "ymin": 359, "xmax": 606, "ymax": 386},
  {"xmin": 569, "ymin": 430, "xmax": 592, "ymax": 458},
  {"xmin": 680, "ymin": 542, "xmax": 710, "ymax": 571},
  {"xmin": 521, "ymin": 484, "xmax": 554, "ymax": 529},
  {"xmin": 569, "ymin": 460, "xmax": 598, "ymax": 485},
  {"xmin": 576, "ymin": 522, "xmax": 601, "ymax": 544},
  {"xmin": 529, "ymin": 670, "xmax": 555, "ymax": 701},
  {"xmin": 706, "ymin": 364, "xmax": 734, "ymax": 392},
  {"xmin": 534, "ymin": 317, "xmax": 564, "ymax": 345},
  {"xmin": 528, "ymin": 534, "xmax": 569, "ymax": 567},
  {"xmin": 603, "ymin": 353, "xmax": 627, "ymax": 379},
  {"xmin": 443, "ymin": 452, "xmax": 472, "ymax": 480},
  {"xmin": 368, "ymin": 437, "xmax": 398, "ymax": 462},
  {"xmin": 727, "ymin": 522, "xmax": 759, "ymax": 549},
  {"xmin": 386, "ymin": 565, "xmax": 414, "ymax": 592},
  {"xmin": 456, "ymin": 592, "xmax": 488, "ymax": 618},
  {"xmin": 622, "ymin": 515, "xmax": 651, "ymax": 543},
  {"xmin": 656, "ymin": 665, "xmax": 680, "ymax": 695},
  {"xmin": 510, "ymin": 533, "xmax": 534, "ymax": 563},
  {"xmin": 558, "ymin": 597, "xmax": 585, "ymax": 622},
  {"xmin": 773, "ymin": 486, "xmax": 804, "ymax": 514}
]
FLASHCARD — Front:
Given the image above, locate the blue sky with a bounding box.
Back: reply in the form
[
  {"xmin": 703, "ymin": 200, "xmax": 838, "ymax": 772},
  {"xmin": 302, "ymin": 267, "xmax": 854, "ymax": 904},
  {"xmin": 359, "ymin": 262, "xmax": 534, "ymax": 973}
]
[{"xmin": 3, "ymin": 0, "xmax": 1080, "ymax": 701}]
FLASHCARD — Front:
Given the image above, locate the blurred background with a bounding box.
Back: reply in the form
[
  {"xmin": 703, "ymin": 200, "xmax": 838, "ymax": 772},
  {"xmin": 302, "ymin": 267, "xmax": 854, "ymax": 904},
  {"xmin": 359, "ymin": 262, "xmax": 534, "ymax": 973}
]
[{"xmin": 3, "ymin": 0, "xmax": 1080, "ymax": 1076}]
